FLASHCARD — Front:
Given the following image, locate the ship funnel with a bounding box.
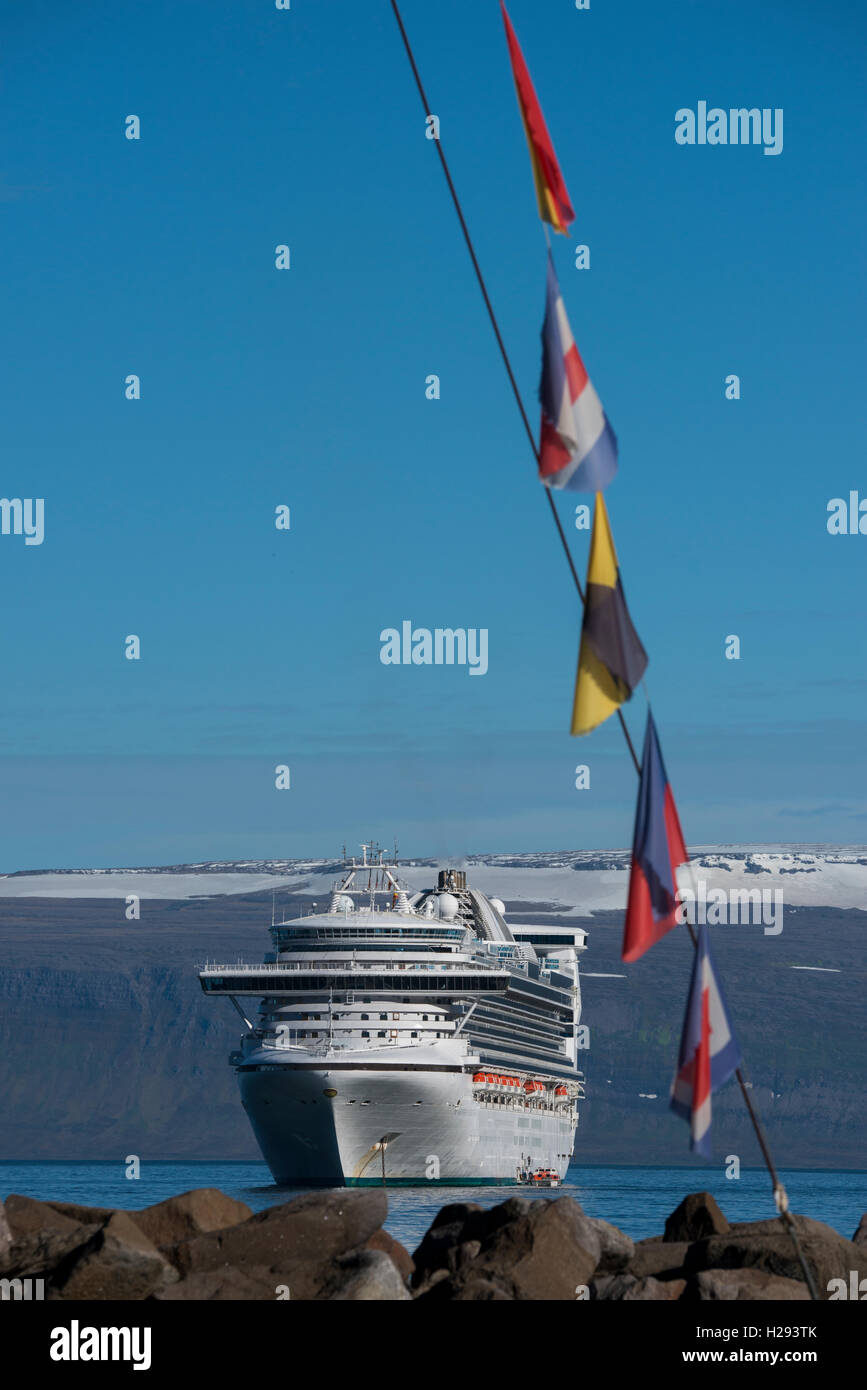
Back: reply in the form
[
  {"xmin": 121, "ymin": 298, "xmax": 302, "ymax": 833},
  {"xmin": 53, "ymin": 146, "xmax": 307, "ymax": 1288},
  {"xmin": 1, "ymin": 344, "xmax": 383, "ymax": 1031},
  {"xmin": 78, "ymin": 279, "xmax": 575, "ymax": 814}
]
[{"xmin": 438, "ymin": 868, "xmax": 466, "ymax": 892}]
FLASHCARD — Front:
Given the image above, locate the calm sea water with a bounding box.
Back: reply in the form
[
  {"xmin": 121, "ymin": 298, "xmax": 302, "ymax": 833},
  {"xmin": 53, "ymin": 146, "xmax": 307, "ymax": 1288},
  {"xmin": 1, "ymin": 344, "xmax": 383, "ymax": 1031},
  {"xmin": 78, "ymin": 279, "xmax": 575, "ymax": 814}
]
[{"xmin": 2, "ymin": 1162, "xmax": 864, "ymax": 1252}]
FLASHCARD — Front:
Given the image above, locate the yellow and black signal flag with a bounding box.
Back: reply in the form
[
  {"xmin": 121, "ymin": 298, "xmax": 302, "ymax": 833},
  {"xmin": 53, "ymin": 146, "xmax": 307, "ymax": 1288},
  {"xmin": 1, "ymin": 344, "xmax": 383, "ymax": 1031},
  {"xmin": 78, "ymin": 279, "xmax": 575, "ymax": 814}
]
[
  {"xmin": 501, "ymin": 2, "xmax": 576, "ymax": 236},
  {"xmin": 571, "ymin": 495, "xmax": 648, "ymax": 735}
]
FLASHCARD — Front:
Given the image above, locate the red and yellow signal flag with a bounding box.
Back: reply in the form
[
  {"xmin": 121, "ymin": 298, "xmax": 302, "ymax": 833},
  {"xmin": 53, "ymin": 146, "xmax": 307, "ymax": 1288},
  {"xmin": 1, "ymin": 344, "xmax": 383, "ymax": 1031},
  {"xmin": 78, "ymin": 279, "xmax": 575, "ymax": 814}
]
[{"xmin": 501, "ymin": 2, "xmax": 576, "ymax": 236}]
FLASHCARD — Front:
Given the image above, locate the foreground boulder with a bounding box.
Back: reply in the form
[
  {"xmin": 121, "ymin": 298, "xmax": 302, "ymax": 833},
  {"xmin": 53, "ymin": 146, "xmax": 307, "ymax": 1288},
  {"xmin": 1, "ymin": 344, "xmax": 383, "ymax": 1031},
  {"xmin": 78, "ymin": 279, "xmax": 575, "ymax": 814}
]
[
  {"xmin": 0, "ymin": 1197, "xmax": 177, "ymax": 1299},
  {"xmin": 326, "ymin": 1250, "xmax": 412, "ymax": 1301},
  {"xmin": 412, "ymin": 1197, "xmax": 601, "ymax": 1301},
  {"xmin": 366, "ymin": 1227, "xmax": 415, "ymax": 1283},
  {"xmin": 592, "ymin": 1273, "xmax": 687, "ymax": 1301},
  {"xmin": 0, "ymin": 1202, "xmax": 11, "ymax": 1263},
  {"xmin": 1, "ymin": 1187, "xmax": 410, "ymax": 1301},
  {"xmin": 2, "ymin": 1185, "xmax": 860, "ymax": 1301},
  {"xmin": 162, "ymin": 1188, "xmax": 393, "ymax": 1300},
  {"xmin": 589, "ymin": 1217, "xmax": 635, "ymax": 1273},
  {"xmin": 1, "ymin": 1195, "xmax": 102, "ymax": 1280},
  {"xmin": 691, "ymin": 1214, "xmax": 867, "ymax": 1294},
  {"xmin": 696, "ymin": 1268, "xmax": 810, "ymax": 1301},
  {"xmin": 582, "ymin": 1193, "xmax": 863, "ymax": 1302},
  {"xmin": 127, "ymin": 1189, "xmax": 252, "ymax": 1248},
  {"xmin": 664, "ymin": 1192, "xmax": 729, "ymax": 1243},
  {"xmin": 50, "ymin": 1212, "xmax": 177, "ymax": 1301},
  {"xmin": 629, "ymin": 1239, "xmax": 690, "ymax": 1283}
]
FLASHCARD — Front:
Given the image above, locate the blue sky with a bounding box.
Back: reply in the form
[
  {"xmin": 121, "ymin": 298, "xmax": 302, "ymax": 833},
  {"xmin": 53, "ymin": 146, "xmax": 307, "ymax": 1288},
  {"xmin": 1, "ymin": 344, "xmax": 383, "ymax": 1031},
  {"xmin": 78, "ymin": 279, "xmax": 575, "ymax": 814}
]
[{"xmin": 1, "ymin": 0, "xmax": 865, "ymax": 869}]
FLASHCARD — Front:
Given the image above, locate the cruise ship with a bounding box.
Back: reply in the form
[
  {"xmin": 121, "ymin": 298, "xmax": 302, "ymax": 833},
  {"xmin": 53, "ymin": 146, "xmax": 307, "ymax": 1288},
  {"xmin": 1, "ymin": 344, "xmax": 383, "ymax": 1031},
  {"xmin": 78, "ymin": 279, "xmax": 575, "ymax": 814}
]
[{"xmin": 199, "ymin": 846, "xmax": 587, "ymax": 1185}]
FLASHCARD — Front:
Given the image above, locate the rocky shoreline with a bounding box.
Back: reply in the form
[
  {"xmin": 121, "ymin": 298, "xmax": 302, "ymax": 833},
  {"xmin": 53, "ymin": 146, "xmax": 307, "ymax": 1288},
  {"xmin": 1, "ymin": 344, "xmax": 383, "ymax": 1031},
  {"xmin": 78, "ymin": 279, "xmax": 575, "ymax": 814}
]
[{"xmin": 2, "ymin": 1187, "xmax": 865, "ymax": 1301}]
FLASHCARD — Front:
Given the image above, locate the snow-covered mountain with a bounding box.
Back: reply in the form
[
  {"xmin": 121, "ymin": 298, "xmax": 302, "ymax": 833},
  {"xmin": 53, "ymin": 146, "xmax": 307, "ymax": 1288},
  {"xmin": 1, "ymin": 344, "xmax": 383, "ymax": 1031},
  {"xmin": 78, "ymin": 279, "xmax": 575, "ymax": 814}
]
[{"xmin": 1, "ymin": 846, "xmax": 866, "ymax": 911}]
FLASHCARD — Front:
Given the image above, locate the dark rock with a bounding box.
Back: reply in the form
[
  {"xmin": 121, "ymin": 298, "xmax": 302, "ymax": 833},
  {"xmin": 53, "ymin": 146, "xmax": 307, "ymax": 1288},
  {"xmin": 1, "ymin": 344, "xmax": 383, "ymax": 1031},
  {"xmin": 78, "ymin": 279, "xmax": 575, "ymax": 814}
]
[
  {"xmin": 41, "ymin": 1200, "xmax": 115, "ymax": 1225},
  {"xmin": 0, "ymin": 1203, "xmax": 11, "ymax": 1263},
  {"xmin": 696, "ymin": 1268, "xmax": 810, "ymax": 1301},
  {"xmin": 695, "ymin": 1214, "xmax": 867, "ymax": 1294},
  {"xmin": 1, "ymin": 1195, "xmax": 100, "ymax": 1278},
  {"xmin": 853, "ymin": 1215, "xmax": 867, "ymax": 1247},
  {"xmin": 628, "ymin": 1240, "xmax": 690, "ymax": 1282},
  {"xmin": 49, "ymin": 1212, "xmax": 177, "ymax": 1301},
  {"xmin": 591, "ymin": 1272, "xmax": 636, "ymax": 1300},
  {"xmin": 589, "ymin": 1217, "xmax": 634, "ymax": 1273},
  {"xmin": 627, "ymin": 1276, "xmax": 686, "ymax": 1301},
  {"xmin": 127, "ymin": 1189, "xmax": 252, "ymax": 1248},
  {"xmin": 153, "ymin": 1267, "xmax": 279, "ymax": 1300},
  {"xmin": 326, "ymin": 1250, "xmax": 411, "ymax": 1301},
  {"xmin": 664, "ymin": 1192, "xmax": 730, "ymax": 1242},
  {"xmin": 593, "ymin": 1273, "xmax": 685, "ymax": 1301},
  {"xmin": 413, "ymin": 1196, "xmax": 601, "ymax": 1301},
  {"xmin": 365, "ymin": 1228, "xmax": 414, "ymax": 1283},
  {"xmin": 451, "ymin": 1275, "xmax": 514, "ymax": 1301},
  {"xmin": 3, "ymin": 1194, "xmax": 87, "ymax": 1240},
  {"xmin": 410, "ymin": 1202, "xmax": 488, "ymax": 1287},
  {"xmin": 167, "ymin": 1188, "xmax": 388, "ymax": 1300}
]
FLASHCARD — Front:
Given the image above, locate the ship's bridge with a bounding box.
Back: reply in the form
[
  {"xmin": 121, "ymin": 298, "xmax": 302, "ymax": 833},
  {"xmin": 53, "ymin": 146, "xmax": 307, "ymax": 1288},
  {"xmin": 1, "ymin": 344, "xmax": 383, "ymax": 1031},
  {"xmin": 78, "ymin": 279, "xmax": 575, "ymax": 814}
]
[
  {"xmin": 271, "ymin": 912, "xmax": 467, "ymax": 953},
  {"xmin": 269, "ymin": 859, "xmax": 518, "ymax": 956}
]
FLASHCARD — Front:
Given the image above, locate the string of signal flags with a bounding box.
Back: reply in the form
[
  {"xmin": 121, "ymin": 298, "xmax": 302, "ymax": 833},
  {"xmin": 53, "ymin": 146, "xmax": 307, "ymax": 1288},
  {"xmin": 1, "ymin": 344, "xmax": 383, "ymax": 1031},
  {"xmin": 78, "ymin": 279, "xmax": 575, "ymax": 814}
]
[{"xmin": 388, "ymin": 0, "xmax": 819, "ymax": 1298}]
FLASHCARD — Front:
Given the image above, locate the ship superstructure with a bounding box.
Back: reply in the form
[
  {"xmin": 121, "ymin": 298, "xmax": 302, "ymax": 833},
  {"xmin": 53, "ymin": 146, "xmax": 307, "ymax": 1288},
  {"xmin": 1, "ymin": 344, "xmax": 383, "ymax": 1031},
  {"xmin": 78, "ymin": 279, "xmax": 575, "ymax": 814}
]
[{"xmin": 199, "ymin": 845, "xmax": 587, "ymax": 1184}]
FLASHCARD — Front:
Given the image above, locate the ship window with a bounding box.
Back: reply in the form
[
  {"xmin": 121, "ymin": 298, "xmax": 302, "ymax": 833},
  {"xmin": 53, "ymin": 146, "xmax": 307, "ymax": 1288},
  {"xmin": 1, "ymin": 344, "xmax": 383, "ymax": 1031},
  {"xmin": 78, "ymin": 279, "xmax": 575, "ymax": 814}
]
[
  {"xmin": 377, "ymin": 1031, "xmax": 386, "ymax": 1038},
  {"xmin": 411, "ymin": 1031, "xmax": 418, "ymax": 1038},
  {"xmin": 362, "ymin": 1031, "xmax": 370, "ymax": 1038},
  {"xmin": 422, "ymin": 1014, "xmax": 429, "ymax": 1020},
  {"xmin": 361, "ymin": 1014, "xmax": 369, "ymax": 1020},
  {"xmin": 380, "ymin": 1014, "xmax": 388, "ymax": 1020}
]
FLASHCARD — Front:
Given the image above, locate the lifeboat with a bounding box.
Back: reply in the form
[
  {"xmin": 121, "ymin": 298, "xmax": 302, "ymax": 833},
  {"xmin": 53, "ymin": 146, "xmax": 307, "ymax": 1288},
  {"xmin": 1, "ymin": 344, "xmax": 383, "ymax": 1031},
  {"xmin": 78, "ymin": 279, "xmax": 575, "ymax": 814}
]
[
  {"xmin": 554, "ymin": 1085, "xmax": 568, "ymax": 1098},
  {"xmin": 530, "ymin": 1169, "xmax": 561, "ymax": 1187},
  {"xmin": 523, "ymin": 1080, "xmax": 545, "ymax": 1095},
  {"xmin": 472, "ymin": 1072, "xmax": 485, "ymax": 1083}
]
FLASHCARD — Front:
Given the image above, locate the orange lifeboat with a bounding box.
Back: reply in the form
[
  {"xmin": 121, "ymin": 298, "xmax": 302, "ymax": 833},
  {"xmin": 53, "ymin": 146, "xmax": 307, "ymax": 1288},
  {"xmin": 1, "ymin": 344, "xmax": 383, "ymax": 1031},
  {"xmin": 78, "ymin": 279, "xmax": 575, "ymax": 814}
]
[
  {"xmin": 530, "ymin": 1169, "xmax": 561, "ymax": 1187},
  {"xmin": 523, "ymin": 1080, "xmax": 545, "ymax": 1095},
  {"xmin": 555, "ymin": 1085, "xmax": 568, "ymax": 1097}
]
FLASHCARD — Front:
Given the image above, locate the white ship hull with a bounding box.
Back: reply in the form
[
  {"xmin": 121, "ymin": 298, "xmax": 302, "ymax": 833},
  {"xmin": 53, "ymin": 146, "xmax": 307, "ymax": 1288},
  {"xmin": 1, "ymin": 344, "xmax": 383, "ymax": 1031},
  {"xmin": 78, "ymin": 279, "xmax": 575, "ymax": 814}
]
[
  {"xmin": 201, "ymin": 852, "xmax": 587, "ymax": 1188},
  {"xmin": 239, "ymin": 1050, "xmax": 577, "ymax": 1185}
]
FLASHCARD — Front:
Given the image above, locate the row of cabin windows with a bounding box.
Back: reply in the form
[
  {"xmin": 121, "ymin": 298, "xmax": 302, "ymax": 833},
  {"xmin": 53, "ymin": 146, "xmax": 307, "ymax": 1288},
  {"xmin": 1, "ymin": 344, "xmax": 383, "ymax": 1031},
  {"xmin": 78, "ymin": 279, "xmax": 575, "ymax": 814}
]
[
  {"xmin": 293, "ymin": 1030, "xmax": 447, "ymax": 1039},
  {"xmin": 294, "ymin": 1012, "xmax": 435, "ymax": 1022}
]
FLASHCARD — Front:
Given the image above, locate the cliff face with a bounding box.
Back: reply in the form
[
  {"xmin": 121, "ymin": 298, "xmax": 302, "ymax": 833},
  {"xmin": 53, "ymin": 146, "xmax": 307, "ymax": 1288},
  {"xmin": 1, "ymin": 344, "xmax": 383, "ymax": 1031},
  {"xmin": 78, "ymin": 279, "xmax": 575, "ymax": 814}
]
[
  {"xmin": 0, "ymin": 892, "xmax": 269, "ymax": 1161},
  {"xmin": 564, "ymin": 904, "xmax": 866, "ymax": 1168},
  {"xmin": 0, "ymin": 892, "xmax": 862, "ymax": 1166}
]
